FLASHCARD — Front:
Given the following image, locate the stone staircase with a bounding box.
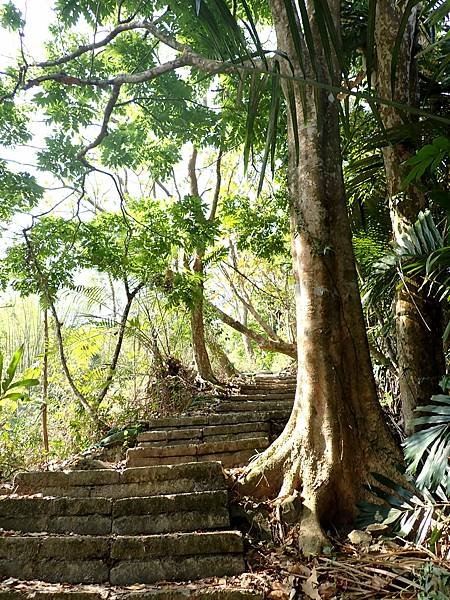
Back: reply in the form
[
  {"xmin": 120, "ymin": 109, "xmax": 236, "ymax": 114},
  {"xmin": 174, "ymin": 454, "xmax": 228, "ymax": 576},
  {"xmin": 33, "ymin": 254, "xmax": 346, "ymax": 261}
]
[
  {"xmin": 0, "ymin": 462, "xmax": 245, "ymax": 592},
  {"xmin": 126, "ymin": 373, "xmax": 295, "ymax": 469},
  {"xmin": 0, "ymin": 372, "xmax": 295, "ymax": 598}
]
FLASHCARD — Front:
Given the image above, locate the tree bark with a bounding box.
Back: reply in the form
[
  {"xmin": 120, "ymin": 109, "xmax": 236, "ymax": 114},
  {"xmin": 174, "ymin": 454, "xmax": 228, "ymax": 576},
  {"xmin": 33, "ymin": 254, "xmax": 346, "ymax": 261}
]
[
  {"xmin": 375, "ymin": 0, "xmax": 445, "ymax": 433},
  {"xmin": 241, "ymin": 0, "xmax": 401, "ymax": 554},
  {"xmin": 96, "ymin": 280, "xmax": 144, "ymax": 405}
]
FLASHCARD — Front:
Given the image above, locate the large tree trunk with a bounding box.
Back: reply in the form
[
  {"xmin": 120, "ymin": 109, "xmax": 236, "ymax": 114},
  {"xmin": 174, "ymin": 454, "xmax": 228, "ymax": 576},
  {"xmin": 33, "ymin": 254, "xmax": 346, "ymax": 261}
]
[
  {"xmin": 375, "ymin": 1, "xmax": 445, "ymax": 433},
  {"xmin": 241, "ymin": 0, "xmax": 401, "ymax": 554}
]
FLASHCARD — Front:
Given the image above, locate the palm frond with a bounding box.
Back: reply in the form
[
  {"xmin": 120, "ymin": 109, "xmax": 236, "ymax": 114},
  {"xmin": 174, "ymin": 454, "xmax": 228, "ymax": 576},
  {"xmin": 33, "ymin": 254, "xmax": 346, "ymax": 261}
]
[
  {"xmin": 363, "ymin": 210, "xmax": 444, "ymax": 308},
  {"xmin": 358, "ymin": 472, "xmax": 450, "ymax": 551},
  {"xmin": 405, "ymin": 394, "xmax": 450, "ymax": 492}
]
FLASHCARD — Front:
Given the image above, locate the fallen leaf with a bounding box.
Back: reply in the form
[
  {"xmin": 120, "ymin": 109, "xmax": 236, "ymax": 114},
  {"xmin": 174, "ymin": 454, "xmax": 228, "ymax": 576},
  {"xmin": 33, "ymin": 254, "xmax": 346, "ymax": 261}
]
[{"xmin": 301, "ymin": 566, "xmax": 321, "ymax": 600}]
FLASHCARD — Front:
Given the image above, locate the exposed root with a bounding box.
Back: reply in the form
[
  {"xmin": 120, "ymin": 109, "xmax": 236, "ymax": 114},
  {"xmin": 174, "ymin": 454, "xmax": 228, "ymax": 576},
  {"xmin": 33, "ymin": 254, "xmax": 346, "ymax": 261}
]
[
  {"xmin": 297, "ymin": 504, "xmax": 331, "ymax": 556},
  {"xmin": 238, "ymin": 435, "xmax": 293, "ymax": 497}
]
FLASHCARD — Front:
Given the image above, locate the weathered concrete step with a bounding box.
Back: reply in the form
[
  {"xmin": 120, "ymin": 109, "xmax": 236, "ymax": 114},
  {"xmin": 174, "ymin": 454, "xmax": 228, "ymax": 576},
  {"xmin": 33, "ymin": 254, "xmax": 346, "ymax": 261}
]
[
  {"xmin": 127, "ymin": 449, "xmax": 264, "ymax": 468},
  {"xmin": 0, "ymin": 491, "xmax": 229, "ymax": 536},
  {"xmin": 0, "ymin": 531, "xmax": 245, "ymax": 584},
  {"xmin": 224, "ymin": 393, "xmax": 295, "ymax": 401},
  {"xmin": 142, "ymin": 414, "xmax": 263, "ymax": 430},
  {"xmin": 0, "ymin": 497, "xmax": 111, "ymax": 535},
  {"xmin": 0, "ymin": 586, "xmax": 262, "ymax": 599},
  {"xmin": 215, "ymin": 400, "xmax": 294, "ymax": 413},
  {"xmin": 235, "ymin": 385, "xmax": 296, "ymax": 393},
  {"xmin": 137, "ymin": 422, "xmax": 269, "ymax": 443},
  {"xmin": 0, "ymin": 535, "xmax": 109, "ymax": 583},
  {"xmin": 238, "ymin": 374, "xmax": 296, "ymax": 382},
  {"xmin": 110, "ymin": 531, "xmax": 244, "ymax": 584},
  {"xmin": 128, "ymin": 437, "xmax": 268, "ymax": 461},
  {"xmin": 13, "ymin": 461, "xmax": 225, "ymax": 498},
  {"xmin": 139, "ymin": 431, "xmax": 269, "ymax": 446},
  {"xmin": 112, "ymin": 491, "xmax": 230, "ymax": 534}
]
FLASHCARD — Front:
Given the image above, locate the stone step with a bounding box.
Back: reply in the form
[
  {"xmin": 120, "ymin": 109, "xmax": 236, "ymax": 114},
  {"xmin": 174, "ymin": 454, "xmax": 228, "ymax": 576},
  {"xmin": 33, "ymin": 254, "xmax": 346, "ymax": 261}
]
[
  {"xmin": 110, "ymin": 531, "xmax": 244, "ymax": 585},
  {"xmin": 238, "ymin": 375, "xmax": 296, "ymax": 382},
  {"xmin": 223, "ymin": 393, "xmax": 295, "ymax": 401},
  {"xmin": 127, "ymin": 436, "xmax": 268, "ymax": 460},
  {"xmin": 144, "ymin": 412, "xmax": 267, "ymax": 429},
  {"xmin": 0, "ymin": 496, "xmax": 112, "ymax": 535},
  {"xmin": 137, "ymin": 422, "xmax": 269, "ymax": 444},
  {"xmin": 127, "ymin": 449, "xmax": 264, "ymax": 468},
  {"xmin": 13, "ymin": 461, "xmax": 226, "ymax": 498},
  {"xmin": 0, "ymin": 491, "xmax": 229, "ymax": 536},
  {"xmin": 139, "ymin": 431, "xmax": 269, "ymax": 446},
  {"xmin": 0, "ymin": 531, "xmax": 245, "ymax": 585},
  {"xmin": 215, "ymin": 400, "xmax": 294, "ymax": 413},
  {"xmin": 112, "ymin": 490, "xmax": 230, "ymax": 534},
  {"xmin": 0, "ymin": 585, "xmax": 262, "ymax": 599},
  {"xmin": 0, "ymin": 535, "xmax": 110, "ymax": 583},
  {"xmin": 234, "ymin": 384, "xmax": 296, "ymax": 396}
]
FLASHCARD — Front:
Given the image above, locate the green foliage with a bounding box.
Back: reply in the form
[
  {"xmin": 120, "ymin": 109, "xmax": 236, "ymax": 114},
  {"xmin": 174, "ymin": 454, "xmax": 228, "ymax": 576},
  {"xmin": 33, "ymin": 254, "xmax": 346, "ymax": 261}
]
[
  {"xmin": 37, "ymin": 131, "xmax": 87, "ymax": 181},
  {"xmin": 0, "ymin": 91, "xmax": 31, "ymax": 146},
  {"xmin": 0, "ymin": 1, "xmax": 23, "ymax": 30},
  {"xmin": 404, "ymin": 136, "xmax": 450, "ymax": 187},
  {"xmin": 0, "ymin": 345, "xmax": 38, "ymax": 403},
  {"xmin": 170, "ymin": 194, "xmax": 219, "ymax": 256},
  {"xmin": 418, "ymin": 562, "xmax": 450, "ymax": 600},
  {"xmin": 405, "ymin": 394, "xmax": 450, "ymax": 492},
  {"xmin": 358, "ymin": 392, "xmax": 450, "ymax": 555},
  {"xmin": 222, "ymin": 192, "xmax": 290, "ymax": 259},
  {"xmin": 358, "ymin": 472, "xmax": 450, "ymax": 553},
  {"xmin": 1, "ymin": 217, "xmax": 81, "ymax": 299},
  {"xmin": 363, "ymin": 210, "xmax": 445, "ymax": 309},
  {"xmin": 0, "ymin": 162, "xmax": 43, "ymax": 222}
]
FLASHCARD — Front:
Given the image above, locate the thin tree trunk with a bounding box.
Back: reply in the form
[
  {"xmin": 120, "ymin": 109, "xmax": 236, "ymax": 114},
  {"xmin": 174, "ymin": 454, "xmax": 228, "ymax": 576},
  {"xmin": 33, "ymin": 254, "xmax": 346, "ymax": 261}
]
[
  {"xmin": 188, "ymin": 147, "xmax": 218, "ymax": 382},
  {"xmin": 241, "ymin": 0, "xmax": 401, "ymax": 554},
  {"xmin": 190, "ymin": 256, "xmax": 218, "ymax": 382},
  {"xmin": 96, "ymin": 280, "xmax": 144, "ymax": 404},
  {"xmin": 241, "ymin": 305, "xmax": 255, "ymax": 359},
  {"xmin": 42, "ymin": 308, "xmax": 49, "ymax": 456},
  {"xmin": 205, "ymin": 329, "xmax": 237, "ymax": 378},
  {"xmin": 375, "ymin": 0, "xmax": 445, "ymax": 433},
  {"xmin": 223, "ymin": 264, "xmax": 285, "ymax": 343}
]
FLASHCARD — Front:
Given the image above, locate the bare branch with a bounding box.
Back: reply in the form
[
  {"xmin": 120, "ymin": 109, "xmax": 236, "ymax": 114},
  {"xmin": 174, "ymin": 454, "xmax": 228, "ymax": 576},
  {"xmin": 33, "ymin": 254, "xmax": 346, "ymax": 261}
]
[
  {"xmin": 222, "ymin": 265, "xmax": 285, "ymax": 343},
  {"xmin": 34, "ymin": 21, "xmax": 153, "ymax": 69},
  {"xmin": 207, "ymin": 299, "xmax": 297, "ymax": 359},
  {"xmin": 77, "ymin": 83, "xmax": 121, "ymax": 162},
  {"xmin": 208, "ymin": 149, "xmax": 222, "ymax": 222},
  {"xmin": 188, "ymin": 147, "xmax": 199, "ymax": 197}
]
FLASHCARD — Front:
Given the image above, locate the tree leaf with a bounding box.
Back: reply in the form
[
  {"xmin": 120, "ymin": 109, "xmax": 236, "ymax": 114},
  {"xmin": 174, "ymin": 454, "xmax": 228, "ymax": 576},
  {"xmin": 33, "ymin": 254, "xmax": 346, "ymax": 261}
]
[{"xmin": 2, "ymin": 344, "xmax": 23, "ymax": 393}]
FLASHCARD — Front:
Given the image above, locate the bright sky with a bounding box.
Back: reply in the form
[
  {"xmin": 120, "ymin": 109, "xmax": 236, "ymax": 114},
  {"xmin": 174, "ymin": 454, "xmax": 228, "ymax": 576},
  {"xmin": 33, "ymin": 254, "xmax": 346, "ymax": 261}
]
[{"xmin": 1, "ymin": 0, "xmax": 55, "ymax": 64}]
